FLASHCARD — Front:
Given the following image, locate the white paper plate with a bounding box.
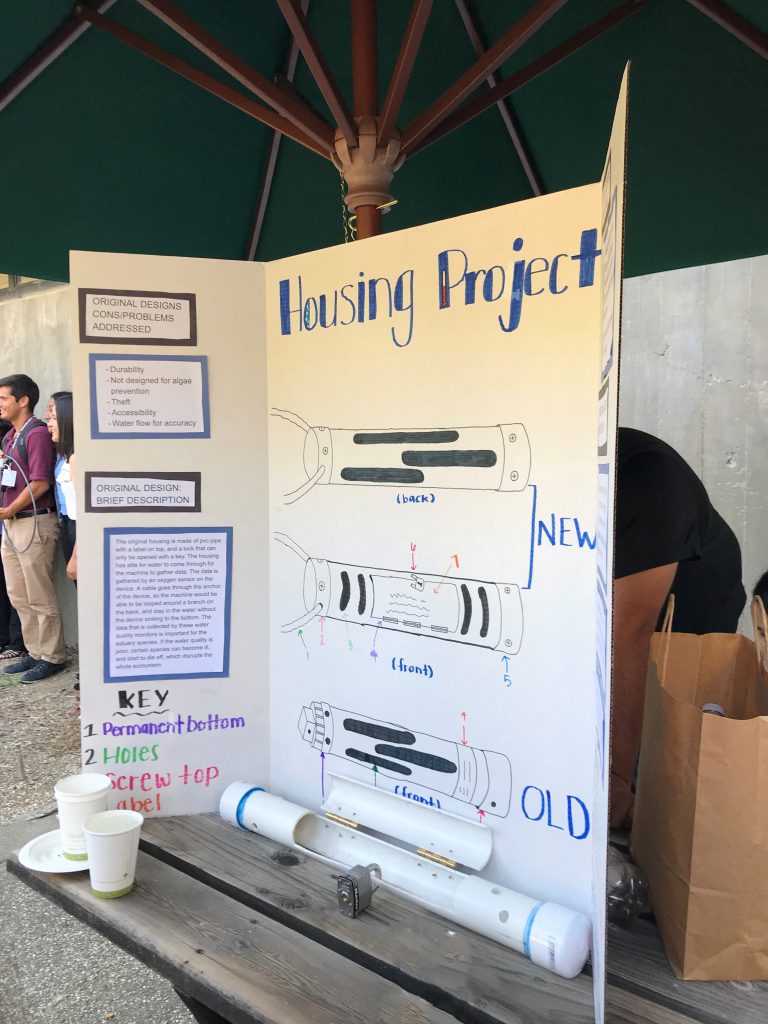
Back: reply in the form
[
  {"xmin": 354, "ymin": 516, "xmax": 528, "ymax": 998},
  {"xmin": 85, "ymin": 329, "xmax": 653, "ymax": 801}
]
[{"xmin": 17, "ymin": 829, "xmax": 90, "ymax": 873}]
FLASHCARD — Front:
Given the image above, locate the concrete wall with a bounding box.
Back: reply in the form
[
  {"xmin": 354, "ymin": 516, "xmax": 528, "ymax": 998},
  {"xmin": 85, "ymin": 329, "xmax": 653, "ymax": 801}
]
[
  {"xmin": 1, "ymin": 254, "xmax": 766, "ymax": 642},
  {"xmin": 0, "ymin": 283, "xmax": 77, "ymax": 645},
  {"xmin": 621, "ymin": 254, "xmax": 768, "ymax": 632}
]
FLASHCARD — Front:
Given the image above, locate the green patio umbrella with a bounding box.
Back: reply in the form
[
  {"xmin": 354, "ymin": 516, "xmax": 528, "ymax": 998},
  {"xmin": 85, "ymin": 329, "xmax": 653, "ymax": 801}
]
[{"xmin": 0, "ymin": 0, "xmax": 766, "ymax": 283}]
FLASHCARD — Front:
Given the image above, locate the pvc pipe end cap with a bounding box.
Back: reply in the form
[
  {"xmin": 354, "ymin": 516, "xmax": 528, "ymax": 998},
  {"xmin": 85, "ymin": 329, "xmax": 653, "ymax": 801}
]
[
  {"xmin": 528, "ymin": 902, "xmax": 592, "ymax": 980},
  {"xmin": 219, "ymin": 781, "xmax": 257, "ymax": 827}
]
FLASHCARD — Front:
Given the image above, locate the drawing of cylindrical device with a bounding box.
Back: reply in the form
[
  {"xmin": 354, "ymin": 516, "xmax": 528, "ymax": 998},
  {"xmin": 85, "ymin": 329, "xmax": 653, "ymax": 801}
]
[
  {"xmin": 275, "ymin": 534, "xmax": 523, "ymax": 653},
  {"xmin": 298, "ymin": 701, "xmax": 512, "ymax": 817},
  {"xmin": 272, "ymin": 408, "xmax": 531, "ymax": 503}
]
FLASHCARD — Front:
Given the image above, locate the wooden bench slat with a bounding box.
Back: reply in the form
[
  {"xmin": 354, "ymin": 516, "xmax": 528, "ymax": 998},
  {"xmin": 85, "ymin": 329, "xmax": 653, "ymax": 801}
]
[
  {"xmin": 608, "ymin": 920, "xmax": 768, "ymax": 1024},
  {"xmin": 8, "ymin": 850, "xmax": 456, "ymax": 1024},
  {"xmin": 605, "ymin": 988, "xmax": 711, "ymax": 1024},
  {"xmin": 17, "ymin": 813, "xmax": 764, "ymax": 1024},
  {"xmin": 141, "ymin": 813, "xmax": 597, "ymax": 1024}
]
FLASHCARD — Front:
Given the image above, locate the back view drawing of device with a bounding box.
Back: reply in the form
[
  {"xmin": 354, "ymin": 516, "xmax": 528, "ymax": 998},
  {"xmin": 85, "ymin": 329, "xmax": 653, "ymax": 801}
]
[{"xmin": 272, "ymin": 408, "xmax": 531, "ymax": 504}]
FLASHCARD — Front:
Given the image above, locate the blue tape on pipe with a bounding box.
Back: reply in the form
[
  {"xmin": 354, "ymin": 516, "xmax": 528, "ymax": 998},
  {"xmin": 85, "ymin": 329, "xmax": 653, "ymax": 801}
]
[
  {"xmin": 522, "ymin": 901, "xmax": 544, "ymax": 958},
  {"xmin": 236, "ymin": 787, "xmax": 264, "ymax": 829}
]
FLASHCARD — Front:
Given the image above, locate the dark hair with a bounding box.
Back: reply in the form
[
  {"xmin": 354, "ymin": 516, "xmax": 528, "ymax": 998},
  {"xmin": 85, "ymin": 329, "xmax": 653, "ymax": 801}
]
[
  {"xmin": 51, "ymin": 392, "xmax": 74, "ymax": 460},
  {"xmin": 0, "ymin": 374, "xmax": 40, "ymax": 412},
  {"xmin": 754, "ymin": 571, "xmax": 768, "ymax": 606}
]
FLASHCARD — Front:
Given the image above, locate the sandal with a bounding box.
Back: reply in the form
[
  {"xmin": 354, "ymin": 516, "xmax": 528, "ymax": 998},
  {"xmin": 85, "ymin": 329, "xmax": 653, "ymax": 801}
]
[{"xmin": 0, "ymin": 649, "xmax": 24, "ymax": 661}]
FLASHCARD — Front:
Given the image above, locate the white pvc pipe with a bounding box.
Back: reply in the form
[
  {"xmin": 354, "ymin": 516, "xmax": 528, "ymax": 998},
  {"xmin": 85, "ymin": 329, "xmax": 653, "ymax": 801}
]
[
  {"xmin": 323, "ymin": 773, "xmax": 492, "ymax": 870},
  {"xmin": 220, "ymin": 782, "xmax": 591, "ymax": 979}
]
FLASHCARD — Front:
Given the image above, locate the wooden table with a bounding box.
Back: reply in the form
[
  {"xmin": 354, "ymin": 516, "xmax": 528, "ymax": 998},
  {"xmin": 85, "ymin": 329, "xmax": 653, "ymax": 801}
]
[{"xmin": 7, "ymin": 814, "xmax": 766, "ymax": 1024}]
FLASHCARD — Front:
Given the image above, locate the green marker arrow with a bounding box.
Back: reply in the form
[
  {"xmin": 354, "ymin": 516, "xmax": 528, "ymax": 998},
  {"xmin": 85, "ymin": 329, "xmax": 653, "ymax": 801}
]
[
  {"xmin": 343, "ymin": 614, "xmax": 353, "ymax": 651},
  {"xmin": 297, "ymin": 629, "xmax": 309, "ymax": 660}
]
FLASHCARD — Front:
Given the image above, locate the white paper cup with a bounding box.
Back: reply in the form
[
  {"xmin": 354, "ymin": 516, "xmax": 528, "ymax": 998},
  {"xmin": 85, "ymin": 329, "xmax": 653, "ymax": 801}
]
[
  {"xmin": 54, "ymin": 773, "xmax": 113, "ymax": 861},
  {"xmin": 83, "ymin": 810, "xmax": 143, "ymax": 898}
]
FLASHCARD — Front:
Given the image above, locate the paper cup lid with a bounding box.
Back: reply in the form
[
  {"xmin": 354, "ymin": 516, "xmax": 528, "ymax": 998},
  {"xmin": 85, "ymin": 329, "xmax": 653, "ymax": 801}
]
[{"xmin": 702, "ymin": 703, "xmax": 725, "ymax": 716}]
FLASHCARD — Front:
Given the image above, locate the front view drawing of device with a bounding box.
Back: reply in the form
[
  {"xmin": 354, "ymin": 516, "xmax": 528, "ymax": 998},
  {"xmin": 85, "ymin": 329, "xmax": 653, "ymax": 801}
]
[
  {"xmin": 275, "ymin": 533, "xmax": 523, "ymax": 653},
  {"xmin": 272, "ymin": 408, "xmax": 531, "ymax": 503},
  {"xmin": 299, "ymin": 701, "xmax": 512, "ymax": 817}
]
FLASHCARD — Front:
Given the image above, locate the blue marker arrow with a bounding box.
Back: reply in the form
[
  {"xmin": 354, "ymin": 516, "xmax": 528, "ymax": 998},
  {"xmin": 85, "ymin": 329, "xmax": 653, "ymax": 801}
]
[{"xmin": 370, "ymin": 620, "xmax": 382, "ymax": 660}]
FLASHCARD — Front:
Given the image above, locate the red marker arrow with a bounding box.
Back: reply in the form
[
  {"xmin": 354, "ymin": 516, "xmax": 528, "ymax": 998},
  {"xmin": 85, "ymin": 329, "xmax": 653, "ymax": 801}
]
[
  {"xmin": 477, "ymin": 808, "xmax": 485, "ymax": 822},
  {"xmin": 460, "ymin": 725, "xmax": 468, "ymax": 746},
  {"xmin": 433, "ymin": 554, "xmax": 460, "ymax": 593},
  {"xmin": 410, "ymin": 542, "xmax": 417, "ymax": 571}
]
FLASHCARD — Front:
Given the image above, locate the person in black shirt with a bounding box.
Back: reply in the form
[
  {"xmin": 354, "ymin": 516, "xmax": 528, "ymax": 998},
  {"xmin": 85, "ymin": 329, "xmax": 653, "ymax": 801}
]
[{"xmin": 611, "ymin": 428, "xmax": 746, "ymax": 828}]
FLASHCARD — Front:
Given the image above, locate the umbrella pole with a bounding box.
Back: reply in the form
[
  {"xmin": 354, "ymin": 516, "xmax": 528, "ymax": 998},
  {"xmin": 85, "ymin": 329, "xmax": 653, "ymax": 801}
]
[{"xmin": 351, "ymin": 0, "xmax": 381, "ymax": 239}]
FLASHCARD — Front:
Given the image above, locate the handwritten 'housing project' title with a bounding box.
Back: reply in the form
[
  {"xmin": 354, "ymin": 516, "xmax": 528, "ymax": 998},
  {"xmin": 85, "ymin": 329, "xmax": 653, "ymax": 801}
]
[{"xmin": 279, "ymin": 229, "xmax": 601, "ymax": 349}]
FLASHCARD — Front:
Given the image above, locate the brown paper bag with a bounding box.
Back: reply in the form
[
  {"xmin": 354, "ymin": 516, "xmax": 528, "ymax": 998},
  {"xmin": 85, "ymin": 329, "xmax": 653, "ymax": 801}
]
[{"xmin": 631, "ymin": 609, "xmax": 768, "ymax": 980}]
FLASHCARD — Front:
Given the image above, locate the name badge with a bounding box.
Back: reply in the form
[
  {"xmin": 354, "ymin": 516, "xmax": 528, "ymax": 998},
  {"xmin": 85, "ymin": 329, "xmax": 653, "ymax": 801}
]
[{"xmin": 1, "ymin": 468, "xmax": 17, "ymax": 488}]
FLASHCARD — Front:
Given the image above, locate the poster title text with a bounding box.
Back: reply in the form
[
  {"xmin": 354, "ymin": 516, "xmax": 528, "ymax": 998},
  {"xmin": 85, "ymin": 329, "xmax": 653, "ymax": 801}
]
[{"xmin": 278, "ymin": 228, "xmax": 600, "ymax": 348}]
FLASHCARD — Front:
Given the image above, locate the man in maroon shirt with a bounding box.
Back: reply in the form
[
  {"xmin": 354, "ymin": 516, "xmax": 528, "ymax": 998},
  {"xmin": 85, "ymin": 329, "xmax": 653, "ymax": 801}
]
[{"xmin": 0, "ymin": 374, "xmax": 66, "ymax": 681}]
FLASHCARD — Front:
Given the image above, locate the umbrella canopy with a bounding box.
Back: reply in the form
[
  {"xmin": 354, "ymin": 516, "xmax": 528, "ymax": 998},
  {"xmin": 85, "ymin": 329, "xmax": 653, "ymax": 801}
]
[{"xmin": 0, "ymin": 0, "xmax": 766, "ymax": 283}]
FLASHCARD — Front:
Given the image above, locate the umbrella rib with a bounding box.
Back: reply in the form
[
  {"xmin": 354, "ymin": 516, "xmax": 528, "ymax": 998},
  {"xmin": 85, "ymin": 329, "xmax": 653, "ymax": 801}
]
[
  {"xmin": 137, "ymin": 0, "xmax": 334, "ymax": 150},
  {"xmin": 685, "ymin": 0, "xmax": 768, "ymax": 60},
  {"xmin": 405, "ymin": 0, "xmax": 650, "ymax": 158},
  {"xmin": 75, "ymin": 5, "xmax": 332, "ymax": 160},
  {"xmin": 274, "ymin": 0, "xmax": 357, "ymax": 147},
  {"xmin": 454, "ymin": 0, "xmax": 543, "ymax": 197},
  {"xmin": 245, "ymin": 131, "xmax": 282, "ymax": 261},
  {"xmin": 400, "ymin": 0, "xmax": 568, "ymax": 155},
  {"xmin": 0, "ymin": 0, "xmax": 119, "ymax": 115},
  {"xmin": 377, "ymin": 0, "xmax": 433, "ymax": 148},
  {"xmin": 245, "ymin": 0, "xmax": 309, "ymax": 261}
]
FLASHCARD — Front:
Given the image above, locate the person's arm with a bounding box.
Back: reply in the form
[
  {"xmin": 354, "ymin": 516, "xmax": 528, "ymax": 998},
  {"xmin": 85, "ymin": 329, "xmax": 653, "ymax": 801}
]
[
  {"xmin": 612, "ymin": 445, "xmax": 702, "ymax": 828},
  {"xmin": 0, "ymin": 428, "xmax": 54, "ymax": 520},
  {"xmin": 66, "ymin": 453, "xmax": 77, "ymax": 581},
  {"xmin": 66, "ymin": 543, "xmax": 77, "ymax": 580},
  {"xmin": 0, "ymin": 479, "xmax": 50, "ymax": 520},
  {"xmin": 610, "ymin": 562, "xmax": 677, "ymax": 828}
]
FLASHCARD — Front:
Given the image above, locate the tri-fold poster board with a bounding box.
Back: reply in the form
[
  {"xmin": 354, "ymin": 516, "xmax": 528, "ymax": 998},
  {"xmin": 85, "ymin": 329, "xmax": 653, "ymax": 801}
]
[{"xmin": 73, "ymin": 70, "xmax": 627, "ymax": 1024}]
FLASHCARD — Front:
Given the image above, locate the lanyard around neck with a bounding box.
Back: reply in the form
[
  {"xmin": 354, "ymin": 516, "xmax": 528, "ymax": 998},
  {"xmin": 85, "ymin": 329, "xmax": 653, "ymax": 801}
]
[{"xmin": 7, "ymin": 417, "xmax": 39, "ymax": 455}]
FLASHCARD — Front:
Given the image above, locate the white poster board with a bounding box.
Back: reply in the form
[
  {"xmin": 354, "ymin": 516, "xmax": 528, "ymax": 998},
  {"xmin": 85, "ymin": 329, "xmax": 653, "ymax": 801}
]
[
  {"xmin": 73, "ymin": 254, "xmax": 271, "ymax": 816},
  {"xmin": 72, "ymin": 74, "xmax": 626, "ymax": 1024},
  {"xmin": 590, "ymin": 69, "xmax": 628, "ymax": 1022},
  {"xmin": 266, "ymin": 185, "xmax": 603, "ymax": 914}
]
